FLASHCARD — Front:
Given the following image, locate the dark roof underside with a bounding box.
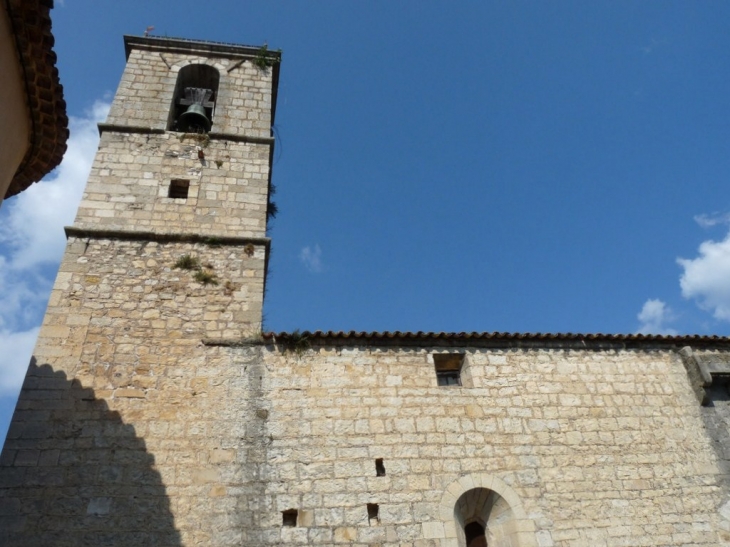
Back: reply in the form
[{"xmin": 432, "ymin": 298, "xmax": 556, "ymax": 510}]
[
  {"xmin": 258, "ymin": 331, "xmax": 730, "ymax": 350},
  {"xmin": 5, "ymin": 0, "xmax": 68, "ymax": 198}
]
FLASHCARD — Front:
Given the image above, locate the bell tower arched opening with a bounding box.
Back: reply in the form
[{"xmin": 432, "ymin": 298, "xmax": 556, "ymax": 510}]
[{"xmin": 168, "ymin": 63, "xmax": 220, "ymax": 132}]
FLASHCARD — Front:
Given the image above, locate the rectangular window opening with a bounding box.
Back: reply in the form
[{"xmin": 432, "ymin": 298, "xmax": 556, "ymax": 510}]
[
  {"xmin": 367, "ymin": 503, "xmax": 379, "ymax": 523},
  {"xmin": 168, "ymin": 179, "xmax": 190, "ymax": 199},
  {"xmin": 434, "ymin": 354, "xmax": 465, "ymax": 387},
  {"xmin": 282, "ymin": 509, "xmax": 298, "ymax": 527},
  {"xmin": 375, "ymin": 458, "xmax": 386, "ymax": 477}
]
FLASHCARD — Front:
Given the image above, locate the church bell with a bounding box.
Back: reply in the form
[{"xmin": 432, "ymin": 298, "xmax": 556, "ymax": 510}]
[
  {"xmin": 178, "ymin": 104, "xmax": 212, "ymax": 132},
  {"xmin": 176, "ymin": 87, "xmax": 213, "ymax": 132}
]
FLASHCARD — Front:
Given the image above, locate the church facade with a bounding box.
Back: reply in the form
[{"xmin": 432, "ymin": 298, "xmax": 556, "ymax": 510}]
[{"xmin": 2, "ymin": 35, "xmax": 730, "ymax": 547}]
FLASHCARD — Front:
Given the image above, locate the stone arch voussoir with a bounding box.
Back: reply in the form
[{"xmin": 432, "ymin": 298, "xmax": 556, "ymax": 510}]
[{"xmin": 169, "ymin": 58, "xmax": 228, "ymax": 74}]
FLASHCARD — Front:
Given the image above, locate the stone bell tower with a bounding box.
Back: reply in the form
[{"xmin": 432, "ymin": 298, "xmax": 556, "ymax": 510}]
[{"xmin": 0, "ymin": 36, "xmax": 280, "ymax": 546}]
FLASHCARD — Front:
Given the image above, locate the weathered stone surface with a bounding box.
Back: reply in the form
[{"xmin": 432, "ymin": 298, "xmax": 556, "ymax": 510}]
[{"xmin": 73, "ymin": 132, "xmax": 271, "ymax": 238}]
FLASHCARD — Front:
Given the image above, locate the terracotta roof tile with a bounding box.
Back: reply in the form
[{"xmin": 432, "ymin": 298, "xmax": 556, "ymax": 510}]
[
  {"xmin": 261, "ymin": 330, "xmax": 730, "ymax": 350},
  {"xmin": 5, "ymin": 0, "xmax": 68, "ymax": 198}
]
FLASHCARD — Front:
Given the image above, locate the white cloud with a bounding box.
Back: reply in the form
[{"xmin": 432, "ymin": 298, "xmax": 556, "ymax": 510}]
[
  {"xmin": 0, "ymin": 256, "xmax": 51, "ymax": 332},
  {"xmin": 694, "ymin": 212, "xmax": 730, "ymax": 228},
  {"xmin": 0, "ymin": 100, "xmax": 110, "ymax": 269},
  {"xmin": 636, "ymin": 298, "xmax": 677, "ymax": 335},
  {"xmin": 678, "ymin": 231, "xmax": 730, "ymax": 321},
  {"xmin": 300, "ymin": 244, "xmax": 323, "ymax": 273},
  {"xmin": 0, "ymin": 100, "xmax": 109, "ymax": 396},
  {"xmin": 0, "ymin": 328, "xmax": 40, "ymax": 394}
]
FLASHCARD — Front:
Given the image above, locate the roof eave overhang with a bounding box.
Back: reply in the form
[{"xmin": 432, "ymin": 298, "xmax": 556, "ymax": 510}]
[
  {"xmin": 204, "ymin": 331, "xmax": 730, "ymax": 352},
  {"xmin": 5, "ymin": 0, "xmax": 68, "ymax": 198}
]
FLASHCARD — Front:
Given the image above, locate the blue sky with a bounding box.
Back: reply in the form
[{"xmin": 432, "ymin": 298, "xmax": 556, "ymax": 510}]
[{"xmin": 2, "ymin": 1, "xmax": 730, "ymax": 444}]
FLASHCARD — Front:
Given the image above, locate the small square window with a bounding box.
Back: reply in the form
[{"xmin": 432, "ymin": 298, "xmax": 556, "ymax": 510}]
[
  {"xmin": 434, "ymin": 354, "xmax": 464, "ymax": 387},
  {"xmin": 282, "ymin": 509, "xmax": 297, "ymax": 527},
  {"xmin": 168, "ymin": 179, "xmax": 190, "ymax": 199}
]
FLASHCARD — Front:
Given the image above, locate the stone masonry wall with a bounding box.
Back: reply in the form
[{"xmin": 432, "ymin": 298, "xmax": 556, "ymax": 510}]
[
  {"xmin": 105, "ymin": 46, "xmax": 274, "ymax": 138},
  {"xmin": 41, "ymin": 235, "xmax": 266, "ymax": 355},
  {"xmin": 73, "ymin": 132, "xmax": 271, "ymax": 238},
  {"xmin": 687, "ymin": 349, "xmax": 730, "ymax": 539},
  {"xmin": 3, "ymin": 330, "xmax": 729, "ymax": 545},
  {"xmin": 246, "ymin": 345, "xmax": 726, "ymax": 547},
  {"xmin": 0, "ymin": 236, "xmax": 267, "ymax": 546}
]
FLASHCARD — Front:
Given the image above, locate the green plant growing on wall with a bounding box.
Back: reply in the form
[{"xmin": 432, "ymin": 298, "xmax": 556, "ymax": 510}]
[
  {"xmin": 203, "ymin": 236, "xmax": 223, "ymax": 247},
  {"xmin": 194, "ymin": 269, "xmax": 218, "ymax": 285},
  {"xmin": 174, "ymin": 255, "xmax": 200, "ymax": 270},
  {"xmin": 253, "ymin": 45, "xmax": 281, "ymax": 70},
  {"xmin": 267, "ymin": 201, "xmax": 278, "ymax": 221},
  {"xmin": 281, "ymin": 330, "xmax": 310, "ymax": 355},
  {"xmin": 173, "ymin": 254, "xmax": 220, "ymax": 286}
]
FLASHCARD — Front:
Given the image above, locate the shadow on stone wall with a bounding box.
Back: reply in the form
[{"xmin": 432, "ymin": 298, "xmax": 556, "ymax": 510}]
[
  {"xmin": 703, "ymin": 379, "xmax": 730, "ymax": 486},
  {"xmin": 0, "ymin": 359, "xmax": 181, "ymax": 546}
]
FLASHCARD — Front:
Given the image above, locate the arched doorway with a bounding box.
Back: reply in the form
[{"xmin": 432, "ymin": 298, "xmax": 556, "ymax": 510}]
[
  {"xmin": 454, "ymin": 487, "xmax": 516, "ymax": 547},
  {"xmin": 436, "ymin": 473, "xmax": 538, "ymax": 547}
]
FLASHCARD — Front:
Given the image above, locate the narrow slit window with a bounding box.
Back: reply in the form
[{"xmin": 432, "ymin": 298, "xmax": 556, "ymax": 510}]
[
  {"xmin": 434, "ymin": 354, "xmax": 464, "ymax": 387},
  {"xmin": 367, "ymin": 503, "xmax": 379, "ymax": 523},
  {"xmin": 375, "ymin": 458, "xmax": 386, "ymax": 477},
  {"xmin": 282, "ymin": 509, "xmax": 297, "ymax": 527},
  {"xmin": 169, "ymin": 179, "xmax": 190, "ymax": 199}
]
